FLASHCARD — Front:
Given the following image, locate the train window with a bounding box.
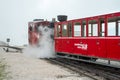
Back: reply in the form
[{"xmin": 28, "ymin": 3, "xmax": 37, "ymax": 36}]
[
  {"xmin": 56, "ymin": 25, "xmax": 61, "ymax": 37},
  {"xmin": 107, "ymin": 22, "xmax": 116, "ymax": 36},
  {"xmin": 35, "ymin": 26, "xmax": 39, "ymax": 32},
  {"xmin": 82, "ymin": 25, "xmax": 86, "ymax": 37},
  {"xmin": 101, "ymin": 23, "xmax": 105, "ymax": 36},
  {"xmin": 68, "ymin": 23, "xmax": 72, "ymax": 37},
  {"xmin": 119, "ymin": 20, "xmax": 120, "ymax": 36},
  {"xmin": 58, "ymin": 25, "xmax": 61, "ymax": 37},
  {"xmin": 107, "ymin": 17, "xmax": 120, "ymax": 36},
  {"xmin": 74, "ymin": 22, "xmax": 81, "ymax": 36},
  {"xmin": 114, "ymin": 19, "xmax": 120, "ymax": 36},
  {"xmin": 62, "ymin": 24, "xmax": 68, "ymax": 37},
  {"xmin": 29, "ymin": 26, "xmax": 33, "ymax": 31},
  {"xmin": 88, "ymin": 20, "xmax": 98, "ymax": 36},
  {"xmin": 98, "ymin": 19, "xmax": 105, "ymax": 37},
  {"xmin": 81, "ymin": 20, "xmax": 86, "ymax": 37}
]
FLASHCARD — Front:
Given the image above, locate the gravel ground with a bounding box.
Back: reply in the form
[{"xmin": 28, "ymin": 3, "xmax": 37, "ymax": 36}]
[{"xmin": 0, "ymin": 51, "xmax": 92, "ymax": 80}]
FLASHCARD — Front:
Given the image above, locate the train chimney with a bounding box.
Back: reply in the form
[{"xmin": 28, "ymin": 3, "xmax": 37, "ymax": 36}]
[
  {"xmin": 33, "ymin": 19, "xmax": 44, "ymax": 21},
  {"xmin": 57, "ymin": 15, "xmax": 67, "ymax": 22}
]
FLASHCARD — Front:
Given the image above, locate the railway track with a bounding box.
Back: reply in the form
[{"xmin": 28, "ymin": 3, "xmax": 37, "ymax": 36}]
[
  {"xmin": 0, "ymin": 45, "xmax": 23, "ymax": 53},
  {"xmin": 46, "ymin": 58, "xmax": 120, "ymax": 80}
]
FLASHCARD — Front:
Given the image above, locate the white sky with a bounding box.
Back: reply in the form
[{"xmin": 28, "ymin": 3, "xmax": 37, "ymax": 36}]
[{"xmin": 0, "ymin": 0, "xmax": 120, "ymax": 45}]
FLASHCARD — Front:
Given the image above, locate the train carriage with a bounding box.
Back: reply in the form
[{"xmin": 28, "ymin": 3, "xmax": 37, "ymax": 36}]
[
  {"xmin": 54, "ymin": 12, "xmax": 120, "ymax": 61},
  {"xmin": 28, "ymin": 19, "xmax": 54, "ymax": 46}
]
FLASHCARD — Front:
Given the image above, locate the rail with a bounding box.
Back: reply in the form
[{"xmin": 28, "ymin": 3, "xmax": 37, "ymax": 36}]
[{"xmin": 46, "ymin": 58, "xmax": 120, "ymax": 80}]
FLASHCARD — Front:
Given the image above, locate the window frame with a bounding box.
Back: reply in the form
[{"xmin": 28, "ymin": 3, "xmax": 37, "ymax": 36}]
[
  {"xmin": 73, "ymin": 21, "xmax": 82, "ymax": 37},
  {"xmin": 88, "ymin": 19, "xmax": 98, "ymax": 37},
  {"xmin": 62, "ymin": 23, "xmax": 68, "ymax": 37}
]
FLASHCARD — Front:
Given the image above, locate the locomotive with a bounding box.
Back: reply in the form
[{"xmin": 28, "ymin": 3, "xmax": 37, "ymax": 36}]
[{"xmin": 28, "ymin": 12, "xmax": 120, "ymax": 62}]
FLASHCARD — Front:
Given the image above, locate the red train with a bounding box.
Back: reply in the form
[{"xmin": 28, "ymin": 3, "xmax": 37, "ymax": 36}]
[{"xmin": 28, "ymin": 12, "xmax": 120, "ymax": 61}]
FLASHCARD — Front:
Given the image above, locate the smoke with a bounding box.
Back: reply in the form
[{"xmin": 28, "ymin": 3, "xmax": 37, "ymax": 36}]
[{"xmin": 23, "ymin": 26, "xmax": 55, "ymax": 58}]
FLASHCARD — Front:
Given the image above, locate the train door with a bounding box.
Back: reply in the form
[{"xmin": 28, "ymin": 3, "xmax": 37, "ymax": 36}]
[
  {"xmin": 87, "ymin": 18, "xmax": 106, "ymax": 58},
  {"xmin": 55, "ymin": 24, "xmax": 62, "ymax": 52},
  {"xmin": 61, "ymin": 23, "xmax": 68, "ymax": 52},
  {"xmin": 87, "ymin": 19, "xmax": 98, "ymax": 57},
  {"xmin": 106, "ymin": 17, "xmax": 120, "ymax": 60},
  {"xmin": 73, "ymin": 21, "xmax": 87, "ymax": 55},
  {"xmin": 68, "ymin": 22, "xmax": 74, "ymax": 53},
  {"xmin": 29, "ymin": 22, "xmax": 36, "ymax": 45},
  {"xmin": 61, "ymin": 22, "xmax": 73, "ymax": 53},
  {"xmin": 73, "ymin": 21, "xmax": 82, "ymax": 54}
]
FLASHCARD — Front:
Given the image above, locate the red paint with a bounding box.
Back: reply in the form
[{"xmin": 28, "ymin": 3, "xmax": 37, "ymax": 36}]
[{"xmin": 106, "ymin": 37, "xmax": 120, "ymax": 60}]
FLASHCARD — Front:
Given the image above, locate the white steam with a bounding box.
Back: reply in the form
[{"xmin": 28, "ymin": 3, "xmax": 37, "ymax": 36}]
[{"xmin": 23, "ymin": 26, "xmax": 55, "ymax": 58}]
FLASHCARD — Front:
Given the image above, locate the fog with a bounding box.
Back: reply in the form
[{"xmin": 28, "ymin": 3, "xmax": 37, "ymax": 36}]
[{"xmin": 23, "ymin": 26, "xmax": 55, "ymax": 58}]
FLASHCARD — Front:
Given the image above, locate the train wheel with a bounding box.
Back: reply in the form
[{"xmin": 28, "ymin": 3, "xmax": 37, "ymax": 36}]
[
  {"xmin": 82, "ymin": 57, "xmax": 97, "ymax": 62},
  {"xmin": 90, "ymin": 58, "xmax": 98, "ymax": 62}
]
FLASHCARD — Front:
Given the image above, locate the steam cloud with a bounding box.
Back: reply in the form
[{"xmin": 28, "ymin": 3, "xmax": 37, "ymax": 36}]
[{"xmin": 23, "ymin": 26, "xmax": 55, "ymax": 58}]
